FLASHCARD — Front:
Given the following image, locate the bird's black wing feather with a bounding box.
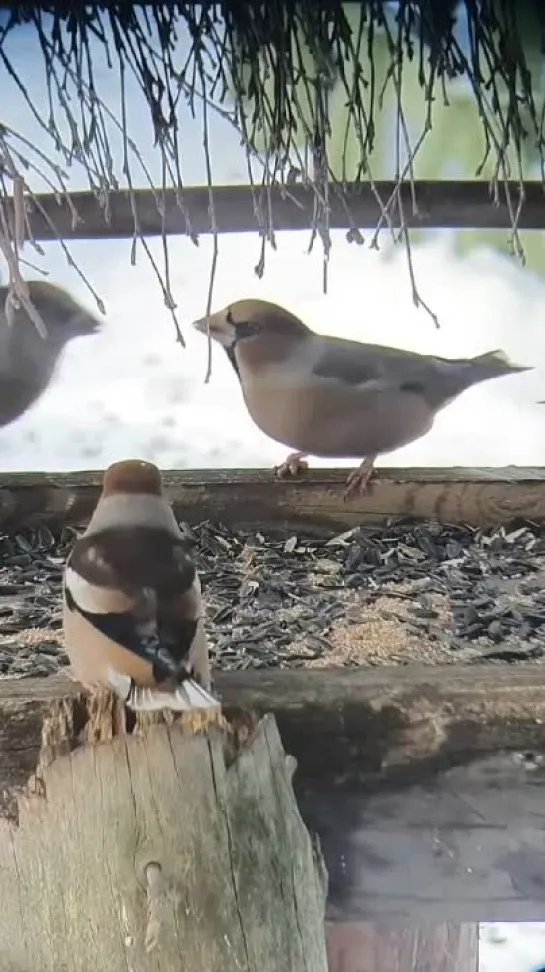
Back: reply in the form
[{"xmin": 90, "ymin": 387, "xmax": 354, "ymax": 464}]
[{"xmin": 64, "ymin": 584, "xmax": 198, "ymax": 682}]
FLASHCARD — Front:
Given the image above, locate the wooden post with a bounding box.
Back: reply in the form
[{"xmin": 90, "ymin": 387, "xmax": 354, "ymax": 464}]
[
  {"xmin": 325, "ymin": 923, "xmax": 479, "ymax": 972},
  {"xmin": 0, "ymin": 696, "xmax": 328, "ymax": 971}
]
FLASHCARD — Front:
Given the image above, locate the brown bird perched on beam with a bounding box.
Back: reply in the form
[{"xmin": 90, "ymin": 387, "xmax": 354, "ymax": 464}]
[
  {"xmin": 0, "ymin": 279, "xmax": 101, "ymax": 428},
  {"xmin": 63, "ymin": 459, "xmax": 219, "ymax": 712},
  {"xmin": 194, "ymin": 298, "xmax": 531, "ymax": 496}
]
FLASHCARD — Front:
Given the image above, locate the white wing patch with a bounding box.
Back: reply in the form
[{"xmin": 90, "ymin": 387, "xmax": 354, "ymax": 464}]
[{"xmin": 64, "ymin": 565, "xmax": 133, "ymax": 615}]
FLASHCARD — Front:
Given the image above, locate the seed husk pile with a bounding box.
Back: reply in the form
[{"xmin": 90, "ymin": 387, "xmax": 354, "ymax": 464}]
[{"xmin": 1, "ymin": 517, "xmax": 545, "ymax": 679}]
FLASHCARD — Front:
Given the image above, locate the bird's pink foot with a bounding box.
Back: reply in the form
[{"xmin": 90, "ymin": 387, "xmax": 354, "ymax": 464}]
[
  {"xmin": 344, "ymin": 457, "xmax": 377, "ymax": 499},
  {"xmin": 274, "ymin": 452, "xmax": 309, "ymax": 479}
]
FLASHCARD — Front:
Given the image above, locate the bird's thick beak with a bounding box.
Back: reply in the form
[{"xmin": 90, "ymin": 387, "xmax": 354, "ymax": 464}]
[
  {"xmin": 70, "ymin": 310, "xmax": 102, "ymax": 337},
  {"xmin": 193, "ymin": 316, "xmax": 209, "ymax": 336},
  {"xmin": 193, "ymin": 313, "xmax": 236, "ymax": 348}
]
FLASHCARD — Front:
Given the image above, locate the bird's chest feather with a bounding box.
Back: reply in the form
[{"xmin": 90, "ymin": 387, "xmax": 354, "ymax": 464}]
[
  {"xmin": 240, "ymin": 365, "xmax": 318, "ymax": 441},
  {"xmin": 239, "ymin": 364, "xmax": 434, "ymax": 456}
]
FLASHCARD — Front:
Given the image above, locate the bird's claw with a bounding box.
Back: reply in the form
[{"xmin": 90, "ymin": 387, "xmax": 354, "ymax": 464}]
[
  {"xmin": 274, "ymin": 452, "xmax": 309, "ymax": 480},
  {"xmin": 343, "ymin": 464, "xmax": 376, "ymax": 500}
]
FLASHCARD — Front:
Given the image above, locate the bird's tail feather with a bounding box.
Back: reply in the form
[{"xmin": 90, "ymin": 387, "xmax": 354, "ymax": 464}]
[
  {"xmin": 469, "ymin": 349, "xmax": 531, "ymax": 375},
  {"xmin": 106, "ymin": 666, "xmax": 221, "ymax": 712},
  {"xmin": 126, "ymin": 680, "xmax": 221, "ymax": 712}
]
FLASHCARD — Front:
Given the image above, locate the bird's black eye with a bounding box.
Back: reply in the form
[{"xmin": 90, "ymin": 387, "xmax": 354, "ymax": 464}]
[{"xmin": 233, "ymin": 320, "xmax": 259, "ymax": 340}]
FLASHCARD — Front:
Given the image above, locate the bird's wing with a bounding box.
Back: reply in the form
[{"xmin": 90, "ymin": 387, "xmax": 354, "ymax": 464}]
[
  {"xmin": 65, "ymin": 530, "xmax": 199, "ymax": 681},
  {"xmin": 64, "ymin": 578, "xmax": 163, "ymax": 668},
  {"xmin": 310, "ymin": 336, "xmax": 479, "ymax": 407},
  {"xmin": 311, "ymin": 336, "xmax": 433, "ymax": 391},
  {"xmin": 157, "ymin": 574, "xmax": 208, "ymax": 680},
  {"xmin": 68, "ymin": 526, "xmax": 196, "ymax": 595}
]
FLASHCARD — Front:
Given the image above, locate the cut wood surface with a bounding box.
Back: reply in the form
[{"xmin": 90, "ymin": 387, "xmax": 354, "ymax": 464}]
[
  {"xmin": 7, "ymin": 181, "xmax": 545, "ymax": 238},
  {"xmin": 325, "ymin": 923, "xmax": 479, "ymax": 972},
  {"xmin": 3, "ymin": 666, "xmax": 545, "ymax": 921},
  {"xmin": 0, "ymin": 466, "xmax": 544, "ymax": 531},
  {"xmin": 0, "ymin": 711, "xmax": 328, "ymax": 971}
]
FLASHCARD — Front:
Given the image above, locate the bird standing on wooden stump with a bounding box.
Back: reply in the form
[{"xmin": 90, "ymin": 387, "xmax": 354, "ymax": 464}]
[
  {"xmin": 63, "ymin": 459, "xmax": 219, "ymax": 713},
  {"xmin": 194, "ymin": 298, "xmax": 532, "ymax": 497},
  {"xmin": 0, "ymin": 280, "xmax": 101, "ymax": 428}
]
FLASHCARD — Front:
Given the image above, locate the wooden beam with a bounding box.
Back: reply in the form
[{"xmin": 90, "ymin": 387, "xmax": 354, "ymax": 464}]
[
  {"xmin": 3, "ymin": 666, "xmax": 545, "ymax": 921},
  {"xmin": 0, "ymin": 466, "xmax": 544, "ymax": 531},
  {"xmin": 3, "ymin": 665, "xmax": 545, "ymax": 793},
  {"xmin": 10, "ymin": 181, "xmax": 545, "ymax": 239},
  {"xmin": 325, "ymin": 923, "xmax": 479, "ymax": 972},
  {"xmin": 0, "ymin": 711, "xmax": 329, "ymax": 970}
]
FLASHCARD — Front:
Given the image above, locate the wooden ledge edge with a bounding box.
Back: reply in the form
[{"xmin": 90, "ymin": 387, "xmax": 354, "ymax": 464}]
[
  {"xmin": 0, "ymin": 464, "xmax": 544, "ymax": 487},
  {"xmin": 2, "ymin": 665, "xmax": 545, "ymax": 810},
  {"xmin": 1, "ymin": 465, "xmax": 545, "ymax": 528},
  {"xmin": 2, "ymin": 663, "xmax": 545, "ymax": 702}
]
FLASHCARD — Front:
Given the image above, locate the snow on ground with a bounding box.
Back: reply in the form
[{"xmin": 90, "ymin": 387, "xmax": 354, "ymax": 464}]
[{"xmin": 481, "ymin": 924, "xmax": 545, "ymax": 972}]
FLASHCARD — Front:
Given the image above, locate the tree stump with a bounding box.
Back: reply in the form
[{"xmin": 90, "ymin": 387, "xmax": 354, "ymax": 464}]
[{"xmin": 0, "ymin": 696, "xmax": 328, "ymax": 971}]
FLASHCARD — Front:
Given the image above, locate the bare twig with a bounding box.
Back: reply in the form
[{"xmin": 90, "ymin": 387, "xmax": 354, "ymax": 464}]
[
  {"xmin": 0, "ymin": 1, "xmax": 541, "ymax": 362},
  {"xmin": 388, "ymin": 20, "xmax": 439, "ymax": 328}
]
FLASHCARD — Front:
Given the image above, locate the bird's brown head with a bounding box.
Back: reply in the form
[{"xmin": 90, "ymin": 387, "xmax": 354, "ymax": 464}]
[
  {"xmin": 193, "ymin": 299, "xmax": 311, "ymax": 371},
  {"xmin": 6, "ymin": 281, "xmax": 103, "ymax": 346},
  {"xmin": 102, "ymin": 460, "xmax": 164, "ymax": 498}
]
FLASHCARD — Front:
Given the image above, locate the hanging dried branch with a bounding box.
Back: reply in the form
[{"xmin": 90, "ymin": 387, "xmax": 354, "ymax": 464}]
[{"xmin": 0, "ymin": 1, "xmax": 541, "ymax": 348}]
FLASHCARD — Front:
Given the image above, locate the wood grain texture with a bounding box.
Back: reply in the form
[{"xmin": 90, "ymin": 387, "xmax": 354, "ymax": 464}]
[
  {"xmin": 3, "ymin": 667, "xmax": 545, "ymax": 921},
  {"xmin": 6, "ymin": 181, "xmax": 545, "ymax": 239},
  {"xmin": 0, "ymin": 714, "xmax": 328, "ymax": 971},
  {"xmin": 325, "ymin": 923, "xmax": 479, "ymax": 972},
  {"xmin": 3, "ymin": 664, "xmax": 545, "ymax": 793},
  {"xmin": 0, "ymin": 466, "xmax": 544, "ymax": 531}
]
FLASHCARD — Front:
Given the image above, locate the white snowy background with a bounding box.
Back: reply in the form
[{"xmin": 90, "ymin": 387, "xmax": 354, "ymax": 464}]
[
  {"xmin": 1, "ymin": 12, "xmax": 545, "ymax": 970},
  {"xmin": 1, "ymin": 216, "xmax": 545, "ymax": 473},
  {"xmin": 481, "ymin": 924, "xmax": 545, "ymax": 972}
]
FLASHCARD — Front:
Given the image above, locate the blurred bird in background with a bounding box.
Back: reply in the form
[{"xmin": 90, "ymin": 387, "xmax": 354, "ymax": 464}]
[
  {"xmin": 63, "ymin": 459, "xmax": 219, "ymax": 713},
  {"xmin": 0, "ymin": 279, "xmax": 101, "ymax": 428},
  {"xmin": 195, "ymin": 298, "xmax": 532, "ymax": 496}
]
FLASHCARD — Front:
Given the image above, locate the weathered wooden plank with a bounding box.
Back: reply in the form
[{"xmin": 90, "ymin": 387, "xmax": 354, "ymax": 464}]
[
  {"xmin": 301, "ymin": 750, "xmax": 545, "ymax": 922},
  {"xmin": 2, "ymin": 667, "xmax": 545, "ymax": 922},
  {"xmin": 2, "ymin": 664, "xmax": 545, "ymax": 793},
  {"xmin": 325, "ymin": 923, "xmax": 479, "ymax": 972},
  {"xmin": 0, "ymin": 466, "xmax": 544, "ymax": 531},
  {"xmin": 0, "ymin": 712, "xmax": 328, "ymax": 971},
  {"xmin": 8, "ymin": 181, "xmax": 545, "ymax": 239}
]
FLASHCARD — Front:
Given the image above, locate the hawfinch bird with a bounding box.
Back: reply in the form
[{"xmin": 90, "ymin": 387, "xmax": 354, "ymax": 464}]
[
  {"xmin": 0, "ymin": 280, "xmax": 101, "ymax": 428},
  {"xmin": 63, "ymin": 460, "xmax": 219, "ymax": 712},
  {"xmin": 194, "ymin": 298, "xmax": 531, "ymax": 495}
]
